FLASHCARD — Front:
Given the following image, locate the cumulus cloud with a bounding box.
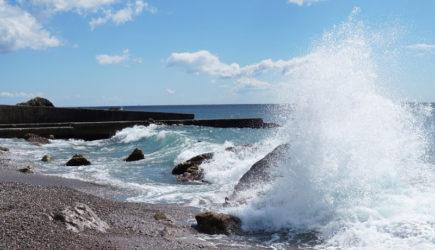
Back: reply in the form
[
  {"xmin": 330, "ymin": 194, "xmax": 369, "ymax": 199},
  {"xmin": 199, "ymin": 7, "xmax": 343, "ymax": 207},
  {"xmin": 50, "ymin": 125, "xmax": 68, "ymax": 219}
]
[
  {"xmin": 165, "ymin": 88, "xmax": 175, "ymax": 94},
  {"xmin": 89, "ymin": 1, "xmax": 155, "ymax": 30},
  {"xmin": 30, "ymin": 0, "xmax": 118, "ymax": 13},
  {"xmin": 406, "ymin": 43, "xmax": 435, "ymax": 50},
  {"xmin": 0, "ymin": 0, "xmax": 60, "ymax": 53},
  {"xmin": 287, "ymin": 0, "xmax": 324, "ymax": 6},
  {"xmin": 96, "ymin": 49, "xmax": 130, "ymax": 64},
  {"xmin": 167, "ymin": 50, "xmax": 310, "ymax": 89}
]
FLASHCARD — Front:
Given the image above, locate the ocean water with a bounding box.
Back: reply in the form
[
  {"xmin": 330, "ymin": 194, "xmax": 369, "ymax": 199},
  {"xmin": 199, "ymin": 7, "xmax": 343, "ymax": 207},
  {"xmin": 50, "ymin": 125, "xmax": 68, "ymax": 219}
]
[{"xmin": 2, "ymin": 11, "xmax": 435, "ymax": 250}]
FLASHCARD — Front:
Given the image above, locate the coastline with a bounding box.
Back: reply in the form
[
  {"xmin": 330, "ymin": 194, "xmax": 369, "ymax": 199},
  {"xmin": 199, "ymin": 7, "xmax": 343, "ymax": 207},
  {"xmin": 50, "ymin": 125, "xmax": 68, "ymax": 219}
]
[{"xmin": 0, "ymin": 150, "xmax": 245, "ymax": 249}]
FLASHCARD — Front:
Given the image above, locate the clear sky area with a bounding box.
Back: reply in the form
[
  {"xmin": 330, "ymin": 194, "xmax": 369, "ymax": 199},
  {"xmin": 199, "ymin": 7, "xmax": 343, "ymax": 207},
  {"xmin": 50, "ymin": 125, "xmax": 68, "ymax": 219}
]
[{"xmin": 1, "ymin": 0, "xmax": 434, "ymax": 106}]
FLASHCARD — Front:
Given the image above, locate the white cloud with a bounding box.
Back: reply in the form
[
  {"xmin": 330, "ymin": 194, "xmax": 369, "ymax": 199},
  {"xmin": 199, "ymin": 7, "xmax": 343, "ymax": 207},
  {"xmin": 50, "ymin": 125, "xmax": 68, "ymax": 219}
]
[
  {"xmin": 89, "ymin": 1, "xmax": 156, "ymax": 30},
  {"xmin": 406, "ymin": 43, "xmax": 435, "ymax": 50},
  {"xmin": 167, "ymin": 50, "xmax": 309, "ymax": 90},
  {"xmin": 96, "ymin": 49, "xmax": 130, "ymax": 64},
  {"xmin": 0, "ymin": 91, "xmax": 42, "ymax": 98},
  {"xmin": 30, "ymin": 0, "xmax": 118, "ymax": 12},
  {"xmin": 287, "ymin": 0, "xmax": 324, "ymax": 6},
  {"xmin": 165, "ymin": 88, "xmax": 175, "ymax": 94},
  {"xmin": 0, "ymin": 0, "xmax": 60, "ymax": 53}
]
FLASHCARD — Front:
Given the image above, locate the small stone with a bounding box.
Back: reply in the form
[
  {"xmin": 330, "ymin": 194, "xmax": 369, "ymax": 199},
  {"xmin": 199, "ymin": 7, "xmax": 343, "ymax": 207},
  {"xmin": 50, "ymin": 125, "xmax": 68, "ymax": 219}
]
[
  {"xmin": 124, "ymin": 148, "xmax": 145, "ymax": 162},
  {"xmin": 195, "ymin": 211, "xmax": 242, "ymax": 235},
  {"xmin": 41, "ymin": 155, "xmax": 54, "ymax": 162},
  {"xmin": 0, "ymin": 146, "xmax": 9, "ymax": 152},
  {"xmin": 18, "ymin": 165, "xmax": 34, "ymax": 174},
  {"xmin": 48, "ymin": 134, "xmax": 55, "ymax": 140},
  {"xmin": 154, "ymin": 211, "xmax": 169, "ymax": 221},
  {"xmin": 66, "ymin": 154, "xmax": 91, "ymax": 166}
]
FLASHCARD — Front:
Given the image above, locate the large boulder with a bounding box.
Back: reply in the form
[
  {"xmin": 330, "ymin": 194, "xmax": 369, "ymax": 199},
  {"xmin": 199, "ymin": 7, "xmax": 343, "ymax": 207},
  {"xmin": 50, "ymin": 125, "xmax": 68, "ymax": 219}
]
[
  {"xmin": 16, "ymin": 97, "xmax": 54, "ymax": 107},
  {"xmin": 52, "ymin": 202, "xmax": 109, "ymax": 233},
  {"xmin": 66, "ymin": 154, "xmax": 91, "ymax": 166},
  {"xmin": 172, "ymin": 152, "xmax": 214, "ymax": 182},
  {"xmin": 195, "ymin": 211, "xmax": 242, "ymax": 235},
  {"xmin": 24, "ymin": 133, "xmax": 50, "ymax": 145},
  {"xmin": 225, "ymin": 144, "xmax": 290, "ymax": 204},
  {"xmin": 124, "ymin": 148, "xmax": 145, "ymax": 162}
]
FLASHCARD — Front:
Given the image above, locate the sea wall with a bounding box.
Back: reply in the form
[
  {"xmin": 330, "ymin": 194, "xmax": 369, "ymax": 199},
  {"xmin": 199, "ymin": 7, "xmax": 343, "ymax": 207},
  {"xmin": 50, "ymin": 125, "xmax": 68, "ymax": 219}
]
[{"xmin": 0, "ymin": 105, "xmax": 194, "ymax": 124}]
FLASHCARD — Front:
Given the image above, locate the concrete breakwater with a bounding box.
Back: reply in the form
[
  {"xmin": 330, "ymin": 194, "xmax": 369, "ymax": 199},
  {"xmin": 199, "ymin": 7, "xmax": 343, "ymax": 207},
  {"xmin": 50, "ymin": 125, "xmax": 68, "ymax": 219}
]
[{"xmin": 0, "ymin": 105, "xmax": 278, "ymax": 140}]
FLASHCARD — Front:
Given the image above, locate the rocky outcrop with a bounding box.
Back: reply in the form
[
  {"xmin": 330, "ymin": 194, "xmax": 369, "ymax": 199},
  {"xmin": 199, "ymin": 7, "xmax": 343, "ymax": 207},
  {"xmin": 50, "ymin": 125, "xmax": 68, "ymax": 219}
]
[
  {"xmin": 172, "ymin": 153, "xmax": 214, "ymax": 182},
  {"xmin": 18, "ymin": 165, "xmax": 34, "ymax": 173},
  {"xmin": 66, "ymin": 154, "xmax": 91, "ymax": 166},
  {"xmin": 124, "ymin": 148, "xmax": 145, "ymax": 162},
  {"xmin": 41, "ymin": 155, "xmax": 54, "ymax": 162},
  {"xmin": 24, "ymin": 133, "xmax": 50, "ymax": 145},
  {"xmin": 225, "ymin": 144, "xmax": 290, "ymax": 204},
  {"xmin": 0, "ymin": 146, "xmax": 9, "ymax": 152},
  {"xmin": 52, "ymin": 202, "xmax": 109, "ymax": 233},
  {"xmin": 195, "ymin": 212, "xmax": 242, "ymax": 235},
  {"xmin": 16, "ymin": 97, "xmax": 54, "ymax": 107}
]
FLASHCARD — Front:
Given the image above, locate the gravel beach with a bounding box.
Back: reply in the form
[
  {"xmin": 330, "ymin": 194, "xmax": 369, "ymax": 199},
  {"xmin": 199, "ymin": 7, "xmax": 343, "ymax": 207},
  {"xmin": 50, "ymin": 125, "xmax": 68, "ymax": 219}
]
[{"xmin": 0, "ymin": 150, "xmax": 249, "ymax": 249}]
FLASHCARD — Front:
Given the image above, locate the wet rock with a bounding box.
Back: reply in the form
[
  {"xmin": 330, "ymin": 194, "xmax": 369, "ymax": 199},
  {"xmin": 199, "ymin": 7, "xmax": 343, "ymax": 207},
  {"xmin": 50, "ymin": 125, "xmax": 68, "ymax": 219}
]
[
  {"xmin": 24, "ymin": 133, "xmax": 50, "ymax": 145},
  {"xmin": 52, "ymin": 202, "xmax": 109, "ymax": 233},
  {"xmin": 16, "ymin": 97, "xmax": 54, "ymax": 107},
  {"xmin": 124, "ymin": 148, "xmax": 145, "ymax": 162},
  {"xmin": 226, "ymin": 144, "xmax": 290, "ymax": 204},
  {"xmin": 172, "ymin": 152, "xmax": 214, "ymax": 182},
  {"xmin": 195, "ymin": 211, "xmax": 242, "ymax": 235},
  {"xmin": 18, "ymin": 165, "xmax": 34, "ymax": 174},
  {"xmin": 154, "ymin": 211, "xmax": 172, "ymax": 222},
  {"xmin": 0, "ymin": 146, "xmax": 9, "ymax": 152},
  {"xmin": 41, "ymin": 155, "xmax": 54, "ymax": 162},
  {"xmin": 48, "ymin": 134, "xmax": 55, "ymax": 140},
  {"xmin": 66, "ymin": 154, "xmax": 91, "ymax": 166}
]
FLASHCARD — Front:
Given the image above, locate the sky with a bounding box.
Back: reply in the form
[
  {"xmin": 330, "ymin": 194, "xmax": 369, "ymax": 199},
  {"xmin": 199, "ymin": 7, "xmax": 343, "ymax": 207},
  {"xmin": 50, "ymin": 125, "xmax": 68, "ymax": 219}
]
[{"xmin": 0, "ymin": 0, "xmax": 434, "ymax": 106}]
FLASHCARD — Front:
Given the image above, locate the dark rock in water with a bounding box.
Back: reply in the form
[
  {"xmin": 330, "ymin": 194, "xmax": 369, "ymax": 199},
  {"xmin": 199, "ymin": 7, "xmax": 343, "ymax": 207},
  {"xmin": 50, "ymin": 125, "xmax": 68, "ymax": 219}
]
[
  {"xmin": 226, "ymin": 144, "xmax": 290, "ymax": 204},
  {"xmin": 18, "ymin": 165, "xmax": 34, "ymax": 173},
  {"xmin": 41, "ymin": 155, "xmax": 54, "ymax": 162},
  {"xmin": 172, "ymin": 152, "xmax": 214, "ymax": 182},
  {"xmin": 66, "ymin": 154, "xmax": 91, "ymax": 166},
  {"xmin": 195, "ymin": 211, "xmax": 242, "ymax": 235},
  {"xmin": 24, "ymin": 133, "xmax": 50, "ymax": 145},
  {"xmin": 52, "ymin": 202, "xmax": 109, "ymax": 233},
  {"xmin": 48, "ymin": 134, "xmax": 55, "ymax": 140},
  {"xmin": 16, "ymin": 97, "xmax": 54, "ymax": 107},
  {"xmin": 0, "ymin": 146, "xmax": 9, "ymax": 152},
  {"xmin": 124, "ymin": 148, "xmax": 145, "ymax": 162}
]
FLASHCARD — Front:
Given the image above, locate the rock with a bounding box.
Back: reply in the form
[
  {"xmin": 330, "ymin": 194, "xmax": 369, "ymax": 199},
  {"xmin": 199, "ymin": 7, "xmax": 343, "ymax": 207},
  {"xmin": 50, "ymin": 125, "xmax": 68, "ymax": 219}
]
[
  {"xmin": 195, "ymin": 212, "xmax": 242, "ymax": 235},
  {"xmin": 226, "ymin": 144, "xmax": 290, "ymax": 205},
  {"xmin": 48, "ymin": 134, "xmax": 55, "ymax": 140},
  {"xmin": 154, "ymin": 211, "xmax": 172, "ymax": 222},
  {"xmin": 18, "ymin": 165, "xmax": 34, "ymax": 174},
  {"xmin": 52, "ymin": 202, "xmax": 109, "ymax": 233},
  {"xmin": 172, "ymin": 152, "xmax": 214, "ymax": 182},
  {"xmin": 124, "ymin": 148, "xmax": 145, "ymax": 162},
  {"xmin": 41, "ymin": 155, "xmax": 54, "ymax": 162},
  {"xmin": 16, "ymin": 97, "xmax": 54, "ymax": 107},
  {"xmin": 24, "ymin": 133, "xmax": 50, "ymax": 145},
  {"xmin": 0, "ymin": 146, "xmax": 9, "ymax": 152},
  {"xmin": 66, "ymin": 154, "xmax": 91, "ymax": 166}
]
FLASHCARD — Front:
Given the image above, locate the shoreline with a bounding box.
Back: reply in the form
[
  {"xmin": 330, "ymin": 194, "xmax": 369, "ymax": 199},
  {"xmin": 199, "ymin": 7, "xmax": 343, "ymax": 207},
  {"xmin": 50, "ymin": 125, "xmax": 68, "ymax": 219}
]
[{"xmin": 0, "ymin": 150, "xmax": 251, "ymax": 249}]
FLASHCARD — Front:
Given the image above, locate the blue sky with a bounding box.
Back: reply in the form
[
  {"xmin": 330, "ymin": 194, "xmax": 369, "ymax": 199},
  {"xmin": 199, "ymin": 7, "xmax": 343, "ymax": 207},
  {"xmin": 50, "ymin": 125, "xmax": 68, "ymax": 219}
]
[{"xmin": 1, "ymin": 0, "xmax": 434, "ymax": 106}]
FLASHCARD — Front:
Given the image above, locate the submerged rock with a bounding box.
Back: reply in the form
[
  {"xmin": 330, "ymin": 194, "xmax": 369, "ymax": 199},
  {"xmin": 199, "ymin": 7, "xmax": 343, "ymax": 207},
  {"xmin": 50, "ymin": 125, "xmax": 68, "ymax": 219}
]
[
  {"xmin": 41, "ymin": 155, "xmax": 54, "ymax": 162},
  {"xmin": 66, "ymin": 154, "xmax": 91, "ymax": 166},
  {"xmin": 226, "ymin": 144, "xmax": 290, "ymax": 204},
  {"xmin": 52, "ymin": 202, "xmax": 109, "ymax": 233},
  {"xmin": 18, "ymin": 165, "xmax": 35, "ymax": 174},
  {"xmin": 0, "ymin": 146, "xmax": 9, "ymax": 152},
  {"xmin": 24, "ymin": 133, "xmax": 50, "ymax": 145},
  {"xmin": 16, "ymin": 97, "xmax": 54, "ymax": 107},
  {"xmin": 172, "ymin": 152, "xmax": 214, "ymax": 182},
  {"xmin": 195, "ymin": 211, "xmax": 242, "ymax": 235},
  {"xmin": 124, "ymin": 148, "xmax": 145, "ymax": 162}
]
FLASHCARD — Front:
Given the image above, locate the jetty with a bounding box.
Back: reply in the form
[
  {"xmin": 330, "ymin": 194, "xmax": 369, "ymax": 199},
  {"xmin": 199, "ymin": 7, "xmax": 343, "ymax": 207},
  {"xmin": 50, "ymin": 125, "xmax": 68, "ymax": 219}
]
[{"xmin": 0, "ymin": 102, "xmax": 277, "ymax": 140}]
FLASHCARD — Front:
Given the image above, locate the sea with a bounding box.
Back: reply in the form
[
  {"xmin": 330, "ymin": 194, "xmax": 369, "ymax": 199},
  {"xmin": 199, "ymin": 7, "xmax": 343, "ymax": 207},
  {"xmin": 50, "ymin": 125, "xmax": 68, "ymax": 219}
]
[{"xmin": 1, "ymin": 13, "xmax": 435, "ymax": 249}]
